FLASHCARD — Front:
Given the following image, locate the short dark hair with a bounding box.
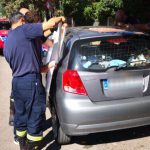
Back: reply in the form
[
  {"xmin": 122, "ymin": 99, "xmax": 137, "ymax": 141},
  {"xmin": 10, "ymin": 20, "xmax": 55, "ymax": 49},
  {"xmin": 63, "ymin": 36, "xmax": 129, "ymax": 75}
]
[
  {"xmin": 25, "ymin": 11, "xmax": 40, "ymax": 23},
  {"xmin": 9, "ymin": 11, "xmax": 24, "ymax": 24},
  {"xmin": 20, "ymin": 2, "xmax": 29, "ymax": 9}
]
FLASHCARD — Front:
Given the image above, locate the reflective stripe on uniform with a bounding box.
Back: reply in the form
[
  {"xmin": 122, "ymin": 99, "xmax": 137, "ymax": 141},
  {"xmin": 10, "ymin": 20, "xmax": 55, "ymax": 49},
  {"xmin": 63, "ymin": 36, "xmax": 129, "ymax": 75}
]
[
  {"xmin": 16, "ymin": 130, "xmax": 27, "ymax": 137},
  {"xmin": 27, "ymin": 134, "xmax": 43, "ymax": 141}
]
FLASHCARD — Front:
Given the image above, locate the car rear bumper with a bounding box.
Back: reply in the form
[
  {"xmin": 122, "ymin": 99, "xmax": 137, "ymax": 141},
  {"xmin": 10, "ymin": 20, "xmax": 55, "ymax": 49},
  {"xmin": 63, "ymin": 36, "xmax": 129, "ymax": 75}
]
[
  {"xmin": 57, "ymin": 95, "xmax": 150, "ymax": 136},
  {"xmin": 61, "ymin": 116, "xmax": 150, "ymax": 136}
]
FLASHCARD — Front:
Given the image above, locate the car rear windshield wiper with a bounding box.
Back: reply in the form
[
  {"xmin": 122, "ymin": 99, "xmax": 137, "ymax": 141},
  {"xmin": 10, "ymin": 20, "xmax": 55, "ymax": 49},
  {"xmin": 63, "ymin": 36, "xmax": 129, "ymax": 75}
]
[
  {"xmin": 106, "ymin": 59, "xmax": 148, "ymax": 72},
  {"xmin": 128, "ymin": 60, "xmax": 147, "ymax": 67}
]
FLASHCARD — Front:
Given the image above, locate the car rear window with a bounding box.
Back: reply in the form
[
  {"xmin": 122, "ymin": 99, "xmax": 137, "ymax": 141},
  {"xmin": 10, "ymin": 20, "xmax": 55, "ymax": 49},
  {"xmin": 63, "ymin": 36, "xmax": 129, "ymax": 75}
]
[
  {"xmin": 70, "ymin": 35, "xmax": 150, "ymax": 72},
  {"xmin": 0, "ymin": 21, "xmax": 10, "ymax": 30}
]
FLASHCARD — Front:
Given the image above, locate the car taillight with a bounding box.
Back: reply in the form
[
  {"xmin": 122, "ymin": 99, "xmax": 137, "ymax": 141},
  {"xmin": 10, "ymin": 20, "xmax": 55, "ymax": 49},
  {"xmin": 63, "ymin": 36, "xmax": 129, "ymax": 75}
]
[
  {"xmin": 0, "ymin": 40, "xmax": 3, "ymax": 48},
  {"xmin": 63, "ymin": 70, "xmax": 88, "ymax": 96}
]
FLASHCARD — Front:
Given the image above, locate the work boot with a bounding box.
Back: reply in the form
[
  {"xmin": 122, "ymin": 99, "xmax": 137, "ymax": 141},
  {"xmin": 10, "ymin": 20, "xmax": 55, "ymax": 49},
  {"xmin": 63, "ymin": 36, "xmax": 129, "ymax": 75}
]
[
  {"xmin": 9, "ymin": 97, "xmax": 15, "ymax": 126},
  {"xmin": 26, "ymin": 140, "xmax": 42, "ymax": 150},
  {"xmin": 18, "ymin": 136, "xmax": 27, "ymax": 150}
]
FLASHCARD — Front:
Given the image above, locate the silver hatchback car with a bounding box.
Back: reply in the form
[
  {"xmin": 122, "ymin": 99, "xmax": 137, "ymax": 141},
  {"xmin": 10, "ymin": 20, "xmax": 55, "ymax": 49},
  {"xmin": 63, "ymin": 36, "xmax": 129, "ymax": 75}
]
[{"xmin": 49, "ymin": 27, "xmax": 150, "ymax": 144}]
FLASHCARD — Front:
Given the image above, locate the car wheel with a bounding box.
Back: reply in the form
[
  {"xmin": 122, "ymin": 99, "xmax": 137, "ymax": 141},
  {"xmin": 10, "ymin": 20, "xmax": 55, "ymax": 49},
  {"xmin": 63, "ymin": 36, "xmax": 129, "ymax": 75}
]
[{"xmin": 51, "ymin": 105, "xmax": 71, "ymax": 145}]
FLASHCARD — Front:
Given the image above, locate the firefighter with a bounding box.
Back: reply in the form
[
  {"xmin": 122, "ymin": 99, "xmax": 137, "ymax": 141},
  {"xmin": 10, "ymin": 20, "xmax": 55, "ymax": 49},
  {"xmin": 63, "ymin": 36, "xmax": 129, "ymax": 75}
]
[
  {"xmin": 9, "ymin": 8, "xmax": 54, "ymax": 145},
  {"xmin": 4, "ymin": 11, "xmax": 65, "ymax": 150}
]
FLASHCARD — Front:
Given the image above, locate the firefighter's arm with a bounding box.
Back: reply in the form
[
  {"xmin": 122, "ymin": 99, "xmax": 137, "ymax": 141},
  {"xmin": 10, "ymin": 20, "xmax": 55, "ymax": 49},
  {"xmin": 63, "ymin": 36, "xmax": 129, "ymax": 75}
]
[
  {"xmin": 43, "ymin": 30, "xmax": 51, "ymax": 37},
  {"xmin": 133, "ymin": 24, "xmax": 150, "ymax": 31},
  {"xmin": 126, "ymin": 23, "xmax": 150, "ymax": 31}
]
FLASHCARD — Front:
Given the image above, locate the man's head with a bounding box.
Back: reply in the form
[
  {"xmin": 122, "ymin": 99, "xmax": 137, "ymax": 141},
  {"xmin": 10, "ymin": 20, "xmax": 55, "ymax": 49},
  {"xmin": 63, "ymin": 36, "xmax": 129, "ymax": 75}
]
[
  {"xmin": 19, "ymin": 8, "xmax": 30, "ymax": 16},
  {"xmin": 9, "ymin": 11, "xmax": 25, "ymax": 27},
  {"xmin": 115, "ymin": 9, "xmax": 128, "ymax": 25},
  {"xmin": 19, "ymin": 7, "xmax": 40, "ymax": 23}
]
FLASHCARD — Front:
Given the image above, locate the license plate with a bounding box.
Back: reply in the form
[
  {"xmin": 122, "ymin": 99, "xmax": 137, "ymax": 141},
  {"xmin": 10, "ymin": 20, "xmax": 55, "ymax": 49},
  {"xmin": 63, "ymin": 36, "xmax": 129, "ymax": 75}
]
[{"xmin": 103, "ymin": 79, "xmax": 108, "ymax": 90}]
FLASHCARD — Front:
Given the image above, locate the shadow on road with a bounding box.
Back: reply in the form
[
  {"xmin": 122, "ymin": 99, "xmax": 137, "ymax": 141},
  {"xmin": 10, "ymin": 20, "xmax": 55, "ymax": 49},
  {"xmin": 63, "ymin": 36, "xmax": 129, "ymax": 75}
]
[
  {"xmin": 40, "ymin": 117, "xmax": 61, "ymax": 150},
  {"xmin": 45, "ymin": 141, "xmax": 61, "ymax": 150},
  {"xmin": 42, "ymin": 130, "xmax": 61, "ymax": 150},
  {"xmin": 41, "ymin": 117, "xmax": 150, "ymax": 149},
  {"xmin": 42, "ymin": 118, "xmax": 52, "ymax": 132},
  {"xmin": 73, "ymin": 125, "xmax": 150, "ymax": 146}
]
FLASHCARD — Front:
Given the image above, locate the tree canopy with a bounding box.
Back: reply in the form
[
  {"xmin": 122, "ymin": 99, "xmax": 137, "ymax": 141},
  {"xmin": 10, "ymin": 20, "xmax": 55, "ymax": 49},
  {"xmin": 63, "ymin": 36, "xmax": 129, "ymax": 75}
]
[
  {"xmin": 0, "ymin": 0, "xmax": 149, "ymax": 25},
  {"xmin": 0, "ymin": 0, "xmax": 46, "ymax": 18},
  {"xmin": 59, "ymin": 0, "xmax": 150, "ymax": 25}
]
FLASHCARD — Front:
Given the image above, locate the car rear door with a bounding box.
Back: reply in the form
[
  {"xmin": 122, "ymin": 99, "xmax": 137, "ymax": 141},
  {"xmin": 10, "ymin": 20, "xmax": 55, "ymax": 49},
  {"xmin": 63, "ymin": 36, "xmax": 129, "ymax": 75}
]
[{"xmin": 70, "ymin": 34, "xmax": 150, "ymax": 102}]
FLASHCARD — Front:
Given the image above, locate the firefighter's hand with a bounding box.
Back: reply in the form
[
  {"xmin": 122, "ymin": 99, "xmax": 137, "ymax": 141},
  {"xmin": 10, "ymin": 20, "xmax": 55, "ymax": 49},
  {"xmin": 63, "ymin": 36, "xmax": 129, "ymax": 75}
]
[
  {"xmin": 48, "ymin": 60, "xmax": 56, "ymax": 69},
  {"xmin": 42, "ymin": 16, "xmax": 66, "ymax": 31},
  {"xmin": 48, "ymin": 16, "xmax": 66, "ymax": 29},
  {"xmin": 40, "ymin": 61, "xmax": 56, "ymax": 73},
  {"xmin": 49, "ymin": 16, "xmax": 66, "ymax": 27}
]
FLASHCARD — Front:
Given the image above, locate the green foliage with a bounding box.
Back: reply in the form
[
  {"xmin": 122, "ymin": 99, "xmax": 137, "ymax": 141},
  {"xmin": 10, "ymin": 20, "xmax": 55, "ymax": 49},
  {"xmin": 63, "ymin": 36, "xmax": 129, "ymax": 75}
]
[
  {"xmin": 0, "ymin": 1, "xmax": 6, "ymax": 16},
  {"xmin": 83, "ymin": 0, "xmax": 150, "ymax": 25},
  {"xmin": 60, "ymin": 0, "xmax": 123, "ymax": 25},
  {"xmin": 84, "ymin": 6, "xmax": 95, "ymax": 25},
  {"xmin": 0, "ymin": 0, "xmax": 46, "ymax": 18},
  {"xmin": 96, "ymin": 0, "xmax": 123, "ymax": 24},
  {"xmin": 0, "ymin": 0, "xmax": 149, "ymax": 25},
  {"xmin": 84, "ymin": 0, "xmax": 123, "ymax": 25},
  {"xmin": 61, "ymin": 0, "xmax": 92, "ymax": 25}
]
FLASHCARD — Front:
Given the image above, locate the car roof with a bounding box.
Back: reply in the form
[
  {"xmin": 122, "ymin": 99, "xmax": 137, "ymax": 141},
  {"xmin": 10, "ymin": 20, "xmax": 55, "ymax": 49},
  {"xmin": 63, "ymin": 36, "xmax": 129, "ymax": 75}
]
[{"xmin": 67, "ymin": 26, "xmax": 147, "ymax": 40}]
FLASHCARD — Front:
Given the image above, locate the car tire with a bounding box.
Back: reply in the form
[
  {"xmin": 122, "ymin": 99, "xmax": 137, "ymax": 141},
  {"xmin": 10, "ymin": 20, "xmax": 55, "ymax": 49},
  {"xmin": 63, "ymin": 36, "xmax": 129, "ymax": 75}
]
[
  {"xmin": 57, "ymin": 125, "xmax": 71, "ymax": 145},
  {"xmin": 51, "ymin": 104, "xmax": 71, "ymax": 145}
]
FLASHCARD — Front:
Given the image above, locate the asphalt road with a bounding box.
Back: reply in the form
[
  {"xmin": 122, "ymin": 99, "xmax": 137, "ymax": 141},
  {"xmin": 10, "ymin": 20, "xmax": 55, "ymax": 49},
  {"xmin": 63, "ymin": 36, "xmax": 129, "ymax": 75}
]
[{"xmin": 1, "ymin": 55, "xmax": 150, "ymax": 150}]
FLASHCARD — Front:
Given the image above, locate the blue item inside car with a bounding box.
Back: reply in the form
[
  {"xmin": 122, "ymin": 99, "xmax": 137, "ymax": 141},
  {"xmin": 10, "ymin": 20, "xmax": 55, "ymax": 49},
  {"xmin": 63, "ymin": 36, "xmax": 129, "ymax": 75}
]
[{"xmin": 108, "ymin": 59, "xmax": 126, "ymax": 67}]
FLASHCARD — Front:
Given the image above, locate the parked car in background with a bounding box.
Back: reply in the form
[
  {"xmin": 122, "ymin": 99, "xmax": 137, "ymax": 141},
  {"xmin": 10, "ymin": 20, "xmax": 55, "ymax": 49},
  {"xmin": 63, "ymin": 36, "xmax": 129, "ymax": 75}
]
[
  {"xmin": 49, "ymin": 26, "xmax": 150, "ymax": 145},
  {"xmin": 0, "ymin": 19, "xmax": 10, "ymax": 54}
]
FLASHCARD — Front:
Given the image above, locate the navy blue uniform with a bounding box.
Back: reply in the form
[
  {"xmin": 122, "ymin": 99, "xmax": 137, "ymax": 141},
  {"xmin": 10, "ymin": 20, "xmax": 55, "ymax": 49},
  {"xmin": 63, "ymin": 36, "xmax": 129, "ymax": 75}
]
[
  {"xmin": 4, "ymin": 23, "xmax": 43, "ymax": 77},
  {"xmin": 4, "ymin": 23, "xmax": 46, "ymax": 141}
]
